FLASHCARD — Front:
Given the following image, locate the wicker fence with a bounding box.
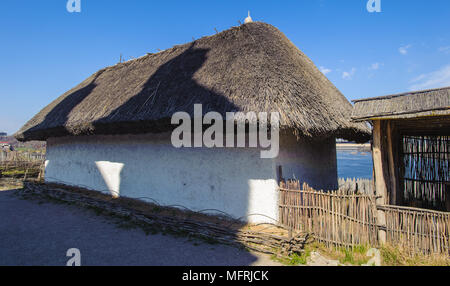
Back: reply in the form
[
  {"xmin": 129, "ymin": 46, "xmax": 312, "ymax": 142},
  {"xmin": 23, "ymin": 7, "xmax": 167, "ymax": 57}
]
[
  {"xmin": 279, "ymin": 180, "xmax": 378, "ymax": 248},
  {"xmin": 338, "ymin": 178, "xmax": 374, "ymax": 195},
  {"xmin": 0, "ymin": 154, "xmax": 45, "ymax": 179},
  {"xmin": 1, "ymin": 150, "xmax": 45, "ymax": 162},
  {"xmin": 279, "ymin": 180, "xmax": 450, "ymax": 255},
  {"xmin": 380, "ymin": 205, "xmax": 450, "ymax": 254}
]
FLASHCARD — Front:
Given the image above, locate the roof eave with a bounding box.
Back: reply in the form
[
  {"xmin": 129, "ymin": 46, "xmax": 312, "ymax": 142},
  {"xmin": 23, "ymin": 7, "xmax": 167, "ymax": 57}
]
[{"xmin": 352, "ymin": 109, "xmax": 450, "ymax": 122}]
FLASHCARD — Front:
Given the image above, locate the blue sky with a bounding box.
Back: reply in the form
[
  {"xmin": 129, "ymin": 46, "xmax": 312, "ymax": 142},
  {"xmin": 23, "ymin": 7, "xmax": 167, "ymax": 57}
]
[{"xmin": 1, "ymin": 0, "xmax": 449, "ymax": 135}]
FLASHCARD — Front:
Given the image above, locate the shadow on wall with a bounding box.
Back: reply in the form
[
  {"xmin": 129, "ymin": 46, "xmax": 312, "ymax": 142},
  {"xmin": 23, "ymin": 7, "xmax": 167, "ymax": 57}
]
[{"xmin": 276, "ymin": 135, "xmax": 338, "ymax": 191}]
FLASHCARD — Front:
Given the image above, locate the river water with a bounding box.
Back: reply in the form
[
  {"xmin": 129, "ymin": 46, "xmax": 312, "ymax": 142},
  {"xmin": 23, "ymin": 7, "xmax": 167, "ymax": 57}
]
[{"xmin": 337, "ymin": 150, "xmax": 373, "ymax": 179}]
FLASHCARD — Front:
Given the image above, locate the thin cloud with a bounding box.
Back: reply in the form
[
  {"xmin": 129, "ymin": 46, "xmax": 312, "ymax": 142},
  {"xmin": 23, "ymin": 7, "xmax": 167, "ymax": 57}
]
[
  {"xmin": 320, "ymin": 66, "xmax": 332, "ymax": 75},
  {"xmin": 409, "ymin": 65, "xmax": 450, "ymax": 91},
  {"xmin": 399, "ymin": 44, "xmax": 412, "ymax": 55},
  {"xmin": 438, "ymin": 46, "xmax": 450, "ymax": 54},
  {"xmin": 369, "ymin": 62, "xmax": 383, "ymax": 70},
  {"xmin": 342, "ymin": 68, "xmax": 356, "ymax": 80}
]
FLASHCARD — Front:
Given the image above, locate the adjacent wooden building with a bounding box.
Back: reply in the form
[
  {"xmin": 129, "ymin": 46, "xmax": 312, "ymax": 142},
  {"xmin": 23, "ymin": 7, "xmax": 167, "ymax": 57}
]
[{"xmin": 352, "ymin": 86, "xmax": 450, "ymax": 211}]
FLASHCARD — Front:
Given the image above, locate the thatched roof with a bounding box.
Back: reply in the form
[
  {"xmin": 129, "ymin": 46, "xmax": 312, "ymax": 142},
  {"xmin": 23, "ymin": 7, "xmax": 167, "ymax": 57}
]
[
  {"xmin": 16, "ymin": 22, "xmax": 370, "ymax": 142},
  {"xmin": 352, "ymin": 86, "xmax": 450, "ymax": 122}
]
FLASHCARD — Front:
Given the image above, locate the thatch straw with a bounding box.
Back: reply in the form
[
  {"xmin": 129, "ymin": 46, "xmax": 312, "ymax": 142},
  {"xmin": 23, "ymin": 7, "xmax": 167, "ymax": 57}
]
[
  {"xmin": 352, "ymin": 86, "xmax": 450, "ymax": 122},
  {"xmin": 16, "ymin": 22, "xmax": 370, "ymax": 142}
]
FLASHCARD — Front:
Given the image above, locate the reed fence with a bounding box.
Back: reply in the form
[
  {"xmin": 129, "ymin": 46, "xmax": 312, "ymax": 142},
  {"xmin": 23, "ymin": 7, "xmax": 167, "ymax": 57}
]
[
  {"xmin": 279, "ymin": 180, "xmax": 450, "ymax": 255},
  {"xmin": 1, "ymin": 150, "xmax": 45, "ymax": 162},
  {"xmin": 379, "ymin": 205, "xmax": 450, "ymax": 255},
  {"xmin": 279, "ymin": 180, "xmax": 378, "ymax": 248},
  {"xmin": 0, "ymin": 152, "xmax": 45, "ymax": 179},
  {"xmin": 338, "ymin": 178, "xmax": 374, "ymax": 195}
]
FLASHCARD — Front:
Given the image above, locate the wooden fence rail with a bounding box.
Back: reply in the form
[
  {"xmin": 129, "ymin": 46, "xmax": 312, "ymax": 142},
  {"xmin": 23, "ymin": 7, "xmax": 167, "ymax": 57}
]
[{"xmin": 279, "ymin": 180, "xmax": 450, "ymax": 255}]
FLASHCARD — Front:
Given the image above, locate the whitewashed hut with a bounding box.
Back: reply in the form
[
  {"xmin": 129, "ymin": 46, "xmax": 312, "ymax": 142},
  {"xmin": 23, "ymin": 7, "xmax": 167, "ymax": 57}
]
[{"xmin": 16, "ymin": 22, "xmax": 369, "ymax": 223}]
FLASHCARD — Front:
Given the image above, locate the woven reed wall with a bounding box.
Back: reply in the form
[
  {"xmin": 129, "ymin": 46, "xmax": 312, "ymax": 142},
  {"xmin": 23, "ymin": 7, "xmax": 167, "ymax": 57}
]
[{"xmin": 400, "ymin": 135, "xmax": 450, "ymax": 211}]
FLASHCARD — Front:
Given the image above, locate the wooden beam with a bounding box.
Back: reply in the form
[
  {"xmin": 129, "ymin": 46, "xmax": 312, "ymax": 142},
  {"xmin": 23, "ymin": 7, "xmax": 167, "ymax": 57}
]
[{"xmin": 372, "ymin": 120, "xmax": 387, "ymax": 244}]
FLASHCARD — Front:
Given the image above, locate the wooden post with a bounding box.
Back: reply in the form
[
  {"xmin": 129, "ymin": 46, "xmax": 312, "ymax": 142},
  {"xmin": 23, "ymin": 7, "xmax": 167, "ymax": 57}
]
[
  {"xmin": 372, "ymin": 120, "xmax": 387, "ymax": 244},
  {"xmin": 386, "ymin": 121, "xmax": 398, "ymax": 205},
  {"xmin": 277, "ymin": 165, "xmax": 284, "ymax": 183}
]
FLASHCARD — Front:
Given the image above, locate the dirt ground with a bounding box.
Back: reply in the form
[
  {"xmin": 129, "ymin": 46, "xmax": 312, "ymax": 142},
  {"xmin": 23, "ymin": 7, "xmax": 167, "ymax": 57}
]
[{"xmin": 0, "ymin": 184, "xmax": 282, "ymax": 266}]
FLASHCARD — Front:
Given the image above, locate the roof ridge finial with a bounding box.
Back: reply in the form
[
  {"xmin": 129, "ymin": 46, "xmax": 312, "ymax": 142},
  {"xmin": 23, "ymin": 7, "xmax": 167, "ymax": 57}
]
[{"xmin": 244, "ymin": 11, "xmax": 253, "ymax": 24}]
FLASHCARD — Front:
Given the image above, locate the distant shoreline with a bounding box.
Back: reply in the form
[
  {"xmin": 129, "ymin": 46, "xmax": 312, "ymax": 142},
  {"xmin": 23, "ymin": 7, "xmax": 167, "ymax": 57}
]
[{"xmin": 336, "ymin": 143, "xmax": 371, "ymax": 152}]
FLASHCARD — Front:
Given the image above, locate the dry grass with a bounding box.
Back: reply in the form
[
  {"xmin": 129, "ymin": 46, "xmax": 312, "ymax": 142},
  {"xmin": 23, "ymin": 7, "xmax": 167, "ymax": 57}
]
[
  {"xmin": 0, "ymin": 178, "xmax": 23, "ymax": 191},
  {"xmin": 379, "ymin": 244, "xmax": 450, "ymax": 266},
  {"xmin": 271, "ymin": 242, "xmax": 372, "ymax": 266},
  {"xmin": 306, "ymin": 242, "xmax": 372, "ymax": 266},
  {"xmin": 305, "ymin": 242, "xmax": 450, "ymax": 266},
  {"xmin": 0, "ymin": 161, "xmax": 43, "ymax": 179},
  {"xmin": 303, "ymin": 242, "xmax": 450, "ymax": 266}
]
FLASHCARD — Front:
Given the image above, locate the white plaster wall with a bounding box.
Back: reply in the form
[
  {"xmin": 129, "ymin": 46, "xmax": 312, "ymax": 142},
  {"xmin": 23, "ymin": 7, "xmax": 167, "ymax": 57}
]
[
  {"xmin": 46, "ymin": 133, "xmax": 279, "ymax": 223},
  {"xmin": 276, "ymin": 134, "xmax": 338, "ymax": 190},
  {"xmin": 45, "ymin": 132, "xmax": 337, "ymax": 223}
]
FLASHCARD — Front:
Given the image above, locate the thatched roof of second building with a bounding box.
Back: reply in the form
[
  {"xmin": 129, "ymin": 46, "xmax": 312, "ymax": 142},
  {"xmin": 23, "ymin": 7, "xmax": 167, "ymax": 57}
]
[
  {"xmin": 352, "ymin": 86, "xmax": 450, "ymax": 122},
  {"xmin": 16, "ymin": 22, "xmax": 370, "ymax": 142}
]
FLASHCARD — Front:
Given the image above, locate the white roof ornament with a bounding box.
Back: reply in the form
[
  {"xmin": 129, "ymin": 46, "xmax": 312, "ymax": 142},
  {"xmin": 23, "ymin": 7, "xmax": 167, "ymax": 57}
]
[{"xmin": 244, "ymin": 11, "xmax": 253, "ymax": 24}]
